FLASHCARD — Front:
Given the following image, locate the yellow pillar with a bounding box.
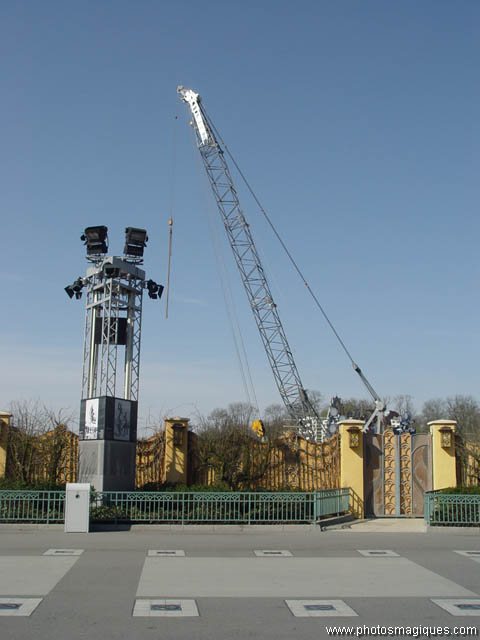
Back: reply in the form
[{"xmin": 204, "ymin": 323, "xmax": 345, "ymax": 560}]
[
  {"xmin": 429, "ymin": 420, "xmax": 457, "ymax": 490},
  {"xmin": 0, "ymin": 411, "xmax": 12, "ymax": 479},
  {"xmin": 163, "ymin": 417, "xmax": 189, "ymax": 485},
  {"xmin": 338, "ymin": 419, "xmax": 364, "ymax": 518}
]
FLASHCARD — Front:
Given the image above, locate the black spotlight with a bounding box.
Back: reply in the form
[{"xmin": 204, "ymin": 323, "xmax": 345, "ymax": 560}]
[
  {"xmin": 81, "ymin": 226, "xmax": 108, "ymax": 256},
  {"xmin": 103, "ymin": 264, "xmax": 120, "ymax": 279},
  {"xmin": 65, "ymin": 277, "xmax": 84, "ymax": 300},
  {"xmin": 146, "ymin": 279, "xmax": 164, "ymax": 300},
  {"xmin": 124, "ymin": 227, "xmax": 148, "ymax": 258}
]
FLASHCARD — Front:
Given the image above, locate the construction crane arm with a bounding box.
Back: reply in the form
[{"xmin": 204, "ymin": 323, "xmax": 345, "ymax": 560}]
[
  {"xmin": 178, "ymin": 85, "xmax": 319, "ymax": 428},
  {"xmin": 352, "ymin": 361, "xmax": 381, "ymax": 403}
]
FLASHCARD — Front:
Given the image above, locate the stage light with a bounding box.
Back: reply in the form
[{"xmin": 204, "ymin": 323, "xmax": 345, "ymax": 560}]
[
  {"xmin": 146, "ymin": 279, "xmax": 164, "ymax": 300},
  {"xmin": 124, "ymin": 227, "xmax": 148, "ymax": 258},
  {"xmin": 81, "ymin": 226, "xmax": 108, "ymax": 256},
  {"xmin": 65, "ymin": 277, "xmax": 84, "ymax": 300},
  {"xmin": 103, "ymin": 264, "xmax": 120, "ymax": 279}
]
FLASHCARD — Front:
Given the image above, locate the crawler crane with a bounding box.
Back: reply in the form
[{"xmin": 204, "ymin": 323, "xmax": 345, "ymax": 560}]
[{"xmin": 178, "ymin": 86, "xmax": 390, "ymax": 439}]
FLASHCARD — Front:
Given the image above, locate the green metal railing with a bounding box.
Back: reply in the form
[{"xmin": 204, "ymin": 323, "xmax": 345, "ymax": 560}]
[
  {"xmin": 90, "ymin": 489, "xmax": 350, "ymax": 524},
  {"xmin": 0, "ymin": 490, "xmax": 65, "ymax": 523},
  {"xmin": 0, "ymin": 488, "xmax": 350, "ymax": 524},
  {"xmin": 316, "ymin": 488, "xmax": 350, "ymax": 519},
  {"xmin": 424, "ymin": 492, "xmax": 480, "ymax": 526}
]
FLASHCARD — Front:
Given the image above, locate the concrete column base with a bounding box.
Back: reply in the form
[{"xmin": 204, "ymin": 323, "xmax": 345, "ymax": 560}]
[{"xmin": 79, "ymin": 440, "xmax": 136, "ymax": 491}]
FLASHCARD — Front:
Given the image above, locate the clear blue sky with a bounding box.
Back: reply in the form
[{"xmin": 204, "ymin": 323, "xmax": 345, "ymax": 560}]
[{"xmin": 1, "ymin": 0, "xmax": 478, "ymax": 431}]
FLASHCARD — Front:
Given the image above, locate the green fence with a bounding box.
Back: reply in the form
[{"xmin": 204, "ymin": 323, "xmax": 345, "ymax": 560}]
[
  {"xmin": 0, "ymin": 490, "xmax": 65, "ymax": 523},
  {"xmin": 0, "ymin": 489, "xmax": 350, "ymax": 524},
  {"xmin": 424, "ymin": 492, "xmax": 480, "ymax": 526},
  {"xmin": 90, "ymin": 489, "xmax": 350, "ymax": 524}
]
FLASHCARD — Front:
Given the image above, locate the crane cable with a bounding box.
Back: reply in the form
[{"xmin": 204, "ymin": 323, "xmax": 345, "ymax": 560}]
[
  {"xmin": 204, "ymin": 110, "xmax": 358, "ymax": 370},
  {"xmin": 165, "ymin": 217, "xmax": 173, "ymax": 319},
  {"xmin": 165, "ymin": 100, "xmax": 179, "ymax": 319},
  {"xmin": 189, "ymin": 126, "xmax": 260, "ymax": 415}
]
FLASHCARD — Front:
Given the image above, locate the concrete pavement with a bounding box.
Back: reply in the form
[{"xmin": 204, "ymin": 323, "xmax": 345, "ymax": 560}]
[{"xmin": 0, "ymin": 522, "xmax": 479, "ymax": 639}]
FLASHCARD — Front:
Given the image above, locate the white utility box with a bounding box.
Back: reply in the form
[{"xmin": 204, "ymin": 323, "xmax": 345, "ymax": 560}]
[{"xmin": 65, "ymin": 483, "xmax": 90, "ymax": 533}]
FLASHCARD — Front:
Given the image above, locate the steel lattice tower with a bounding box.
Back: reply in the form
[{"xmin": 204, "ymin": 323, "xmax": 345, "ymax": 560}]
[
  {"xmin": 81, "ymin": 257, "xmax": 145, "ymax": 402},
  {"xmin": 65, "ymin": 226, "xmax": 162, "ymax": 489}
]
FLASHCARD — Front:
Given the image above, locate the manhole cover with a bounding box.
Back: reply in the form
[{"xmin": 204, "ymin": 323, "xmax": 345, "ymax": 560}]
[
  {"xmin": 43, "ymin": 549, "xmax": 84, "ymax": 556},
  {"xmin": 133, "ymin": 599, "xmax": 198, "ymax": 617},
  {"xmin": 0, "ymin": 604, "xmax": 21, "ymax": 610},
  {"xmin": 357, "ymin": 550, "xmax": 399, "ymax": 557},
  {"xmin": 286, "ymin": 600, "xmax": 358, "ymax": 617},
  {"xmin": 432, "ymin": 599, "xmax": 480, "ymax": 616},
  {"xmin": 454, "ymin": 551, "xmax": 480, "ymax": 559}
]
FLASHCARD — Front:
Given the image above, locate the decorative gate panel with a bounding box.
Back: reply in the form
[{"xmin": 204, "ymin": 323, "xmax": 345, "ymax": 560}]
[
  {"xmin": 383, "ymin": 430, "xmax": 396, "ymax": 515},
  {"xmin": 364, "ymin": 430, "xmax": 431, "ymax": 517}
]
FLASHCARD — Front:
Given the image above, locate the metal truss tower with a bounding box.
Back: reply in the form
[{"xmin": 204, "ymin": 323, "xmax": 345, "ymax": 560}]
[
  {"xmin": 81, "ymin": 256, "xmax": 144, "ymax": 403},
  {"xmin": 65, "ymin": 225, "xmax": 162, "ymax": 489}
]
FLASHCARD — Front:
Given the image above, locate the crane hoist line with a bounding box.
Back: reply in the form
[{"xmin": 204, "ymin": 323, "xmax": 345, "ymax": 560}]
[{"xmin": 177, "ymin": 85, "xmax": 385, "ymax": 439}]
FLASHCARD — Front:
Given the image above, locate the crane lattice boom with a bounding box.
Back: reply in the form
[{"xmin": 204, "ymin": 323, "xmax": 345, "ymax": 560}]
[{"xmin": 178, "ymin": 86, "xmax": 320, "ymax": 428}]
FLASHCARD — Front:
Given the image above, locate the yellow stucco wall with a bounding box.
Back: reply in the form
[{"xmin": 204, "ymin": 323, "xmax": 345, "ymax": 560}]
[
  {"xmin": 429, "ymin": 420, "xmax": 457, "ymax": 490},
  {"xmin": 0, "ymin": 412, "xmax": 12, "ymax": 479},
  {"xmin": 339, "ymin": 420, "xmax": 364, "ymax": 518},
  {"xmin": 163, "ymin": 417, "xmax": 189, "ymax": 484}
]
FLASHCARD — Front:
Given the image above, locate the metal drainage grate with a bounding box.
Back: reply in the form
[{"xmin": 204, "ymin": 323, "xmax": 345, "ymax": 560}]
[
  {"xmin": 43, "ymin": 549, "xmax": 84, "ymax": 556},
  {"xmin": 254, "ymin": 550, "xmax": 293, "ymax": 557},
  {"xmin": 133, "ymin": 599, "xmax": 199, "ymax": 617},
  {"xmin": 286, "ymin": 600, "xmax": 358, "ymax": 618},
  {"xmin": 432, "ymin": 599, "xmax": 480, "ymax": 617},
  {"xmin": 357, "ymin": 550, "xmax": 399, "ymax": 558},
  {"xmin": 0, "ymin": 598, "xmax": 43, "ymax": 617},
  {"xmin": 148, "ymin": 550, "xmax": 185, "ymax": 557}
]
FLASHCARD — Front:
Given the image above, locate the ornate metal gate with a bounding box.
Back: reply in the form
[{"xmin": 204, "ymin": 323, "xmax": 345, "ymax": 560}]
[{"xmin": 364, "ymin": 429, "xmax": 432, "ymax": 516}]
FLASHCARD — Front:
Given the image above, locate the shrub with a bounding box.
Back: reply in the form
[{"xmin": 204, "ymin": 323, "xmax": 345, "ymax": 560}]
[{"xmin": 439, "ymin": 486, "xmax": 480, "ymax": 495}]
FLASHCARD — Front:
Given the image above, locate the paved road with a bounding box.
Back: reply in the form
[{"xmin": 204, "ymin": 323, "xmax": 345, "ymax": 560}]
[{"xmin": 1, "ymin": 521, "xmax": 479, "ymax": 640}]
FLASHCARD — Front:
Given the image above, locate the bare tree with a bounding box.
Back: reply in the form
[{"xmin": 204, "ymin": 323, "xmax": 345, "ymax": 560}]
[
  {"xmin": 418, "ymin": 398, "xmax": 447, "ymax": 431},
  {"xmin": 7, "ymin": 400, "xmax": 76, "ymax": 486},
  {"xmin": 304, "ymin": 390, "xmax": 324, "ymax": 415},
  {"xmin": 262, "ymin": 403, "xmax": 289, "ymax": 438},
  {"xmin": 391, "ymin": 394, "xmax": 415, "ymax": 415},
  {"xmin": 7, "ymin": 399, "xmax": 48, "ymax": 483},
  {"xmin": 446, "ymin": 395, "xmax": 480, "ymax": 439},
  {"xmin": 226, "ymin": 402, "xmax": 256, "ymax": 430},
  {"xmin": 341, "ymin": 397, "xmax": 374, "ymax": 420},
  {"xmin": 191, "ymin": 402, "xmax": 274, "ymax": 489},
  {"xmin": 192, "ymin": 423, "xmax": 274, "ymax": 490}
]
